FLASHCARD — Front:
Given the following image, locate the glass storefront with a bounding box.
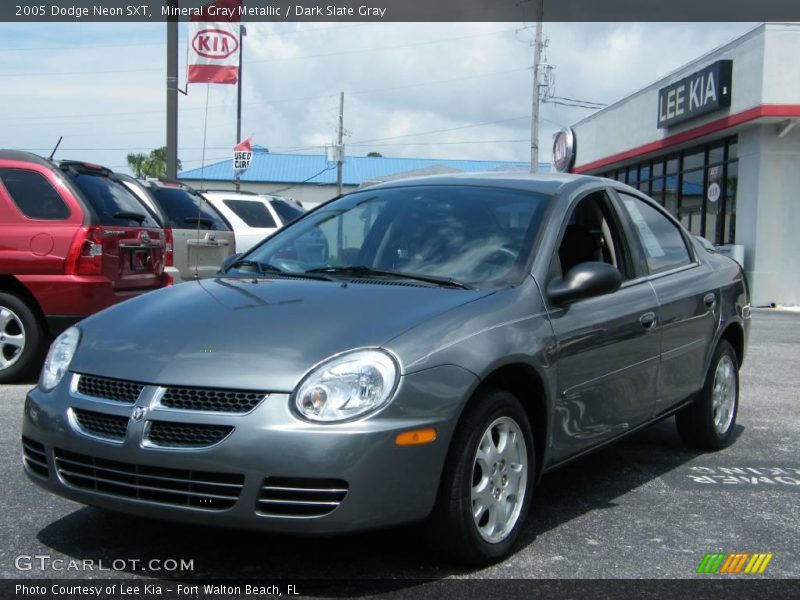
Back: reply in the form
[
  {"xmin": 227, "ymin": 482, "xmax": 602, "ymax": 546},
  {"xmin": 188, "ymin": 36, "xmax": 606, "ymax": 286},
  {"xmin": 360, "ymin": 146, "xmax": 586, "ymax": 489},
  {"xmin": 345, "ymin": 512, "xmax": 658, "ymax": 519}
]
[{"xmin": 599, "ymin": 136, "xmax": 738, "ymax": 245}]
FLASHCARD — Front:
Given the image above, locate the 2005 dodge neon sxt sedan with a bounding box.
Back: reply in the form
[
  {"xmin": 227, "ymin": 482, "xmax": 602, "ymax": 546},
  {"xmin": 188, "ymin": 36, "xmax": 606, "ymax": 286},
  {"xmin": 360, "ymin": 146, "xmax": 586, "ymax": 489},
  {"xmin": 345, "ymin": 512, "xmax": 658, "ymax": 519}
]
[{"xmin": 22, "ymin": 173, "xmax": 750, "ymax": 564}]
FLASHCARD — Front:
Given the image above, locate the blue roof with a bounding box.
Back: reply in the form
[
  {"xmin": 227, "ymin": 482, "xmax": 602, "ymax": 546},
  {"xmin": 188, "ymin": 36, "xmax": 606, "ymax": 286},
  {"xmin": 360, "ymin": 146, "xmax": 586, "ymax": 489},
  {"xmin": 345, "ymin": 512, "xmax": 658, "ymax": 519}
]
[{"xmin": 179, "ymin": 148, "xmax": 543, "ymax": 185}]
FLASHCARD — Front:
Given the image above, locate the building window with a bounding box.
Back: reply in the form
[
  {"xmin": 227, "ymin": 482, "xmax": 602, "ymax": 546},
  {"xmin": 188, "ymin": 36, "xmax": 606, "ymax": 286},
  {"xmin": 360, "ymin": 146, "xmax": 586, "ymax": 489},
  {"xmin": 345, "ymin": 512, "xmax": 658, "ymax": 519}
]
[{"xmin": 597, "ymin": 136, "xmax": 737, "ymax": 246}]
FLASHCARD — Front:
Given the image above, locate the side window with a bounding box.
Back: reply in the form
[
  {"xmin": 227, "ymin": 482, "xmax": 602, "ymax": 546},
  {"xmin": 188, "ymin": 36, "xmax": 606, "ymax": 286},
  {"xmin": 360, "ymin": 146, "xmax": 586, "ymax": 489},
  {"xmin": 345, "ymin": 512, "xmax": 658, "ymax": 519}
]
[
  {"xmin": 223, "ymin": 200, "xmax": 277, "ymax": 228},
  {"xmin": 0, "ymin": 168, "xmax": 70, "ymax": 220},
  {"xmin": 556, "ymin": 191, "xmax": 632, "ymax": 279},
  {"xmin": 617, "ymin": 192, "xmax": 692, "ymax": 273}
]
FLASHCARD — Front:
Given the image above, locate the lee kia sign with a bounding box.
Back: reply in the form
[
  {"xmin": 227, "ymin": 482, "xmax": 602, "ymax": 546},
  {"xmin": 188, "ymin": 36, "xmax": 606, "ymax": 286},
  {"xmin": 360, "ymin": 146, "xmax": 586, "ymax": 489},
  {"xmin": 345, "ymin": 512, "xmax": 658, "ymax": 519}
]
[{"xmin": 657, "ymin": 60, "xmax": 733, "ymax": 128}]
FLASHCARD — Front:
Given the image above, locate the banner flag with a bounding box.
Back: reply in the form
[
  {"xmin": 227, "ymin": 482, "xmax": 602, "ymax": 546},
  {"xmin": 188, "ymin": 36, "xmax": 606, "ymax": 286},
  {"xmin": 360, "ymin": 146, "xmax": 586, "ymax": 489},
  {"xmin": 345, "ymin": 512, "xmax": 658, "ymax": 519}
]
[
  {"xmin": 233, "ymin": 137, "xmax": 254, "ymax": 176},
  {"xmin": 187, "ymin": 0, "xmax": 241, "ymax": 85}
]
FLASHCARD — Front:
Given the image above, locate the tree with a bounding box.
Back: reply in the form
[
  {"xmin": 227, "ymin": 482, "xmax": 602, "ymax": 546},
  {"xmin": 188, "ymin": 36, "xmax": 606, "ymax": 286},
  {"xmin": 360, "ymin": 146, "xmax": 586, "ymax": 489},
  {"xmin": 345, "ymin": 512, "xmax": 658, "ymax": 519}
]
[
  {"xmin": 126, "ymin": 147, "xmax": 182, "ymax": 179},
  {"xmin": 366, "ymin": 151, "xmax": 383, "ymax": 157}
]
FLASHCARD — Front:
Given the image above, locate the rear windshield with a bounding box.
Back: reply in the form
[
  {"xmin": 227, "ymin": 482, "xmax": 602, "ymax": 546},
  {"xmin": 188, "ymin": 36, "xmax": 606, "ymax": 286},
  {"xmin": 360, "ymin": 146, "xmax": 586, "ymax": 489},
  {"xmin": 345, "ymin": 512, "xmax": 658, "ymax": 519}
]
[
  {"xmin": 223, "ymin": 199, "xmax": 277, "ymax": 228},
  {"xmin": 152, "ymin": 188, "xmax": 231, "ymax": 231},
  {"xmin": 270, "ymin": 198, "xmax": 303, "ymax": 224},
  {"xmin": 68, "ymin": 173, "xmax": 160, "ymax": 227}
]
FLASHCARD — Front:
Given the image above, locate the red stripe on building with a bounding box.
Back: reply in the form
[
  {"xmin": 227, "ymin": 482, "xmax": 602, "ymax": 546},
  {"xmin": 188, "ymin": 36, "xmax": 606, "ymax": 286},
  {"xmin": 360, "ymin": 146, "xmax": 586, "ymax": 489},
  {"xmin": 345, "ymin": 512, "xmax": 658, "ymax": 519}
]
[
  {"xmin": 572, "ymin": 104, "xmax": 800, "ymax": 174},
  {"xmin": 187, "ymin": 64, "xmax": 239, "ymax": 85}
]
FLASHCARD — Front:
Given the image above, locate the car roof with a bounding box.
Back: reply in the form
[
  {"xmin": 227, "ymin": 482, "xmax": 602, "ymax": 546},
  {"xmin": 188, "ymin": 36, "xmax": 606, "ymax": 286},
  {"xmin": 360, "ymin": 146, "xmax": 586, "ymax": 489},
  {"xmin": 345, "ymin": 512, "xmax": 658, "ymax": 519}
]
[
  {"xmin": 361, "ymin": 171, "xmax": 602, "ymax": 197},
  {"xmin": 201, "ymin": 190, "xmax": 280, "ymax": 201}
]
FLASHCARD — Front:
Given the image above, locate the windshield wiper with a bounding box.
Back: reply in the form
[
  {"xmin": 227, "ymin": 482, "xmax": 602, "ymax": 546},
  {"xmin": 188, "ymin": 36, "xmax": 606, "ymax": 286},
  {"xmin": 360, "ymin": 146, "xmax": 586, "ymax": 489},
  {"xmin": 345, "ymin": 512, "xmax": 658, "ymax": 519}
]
[
  {"xmin": 306, "ymin": 266, "xmax": 472, "ymax": 289},
  {"xmin": 113, "ymin": 211, "xmax": 147, "ymax": 224},
  {"xmin": 227, "ymin": 259, "xmax": 332, "ymax": 281}
]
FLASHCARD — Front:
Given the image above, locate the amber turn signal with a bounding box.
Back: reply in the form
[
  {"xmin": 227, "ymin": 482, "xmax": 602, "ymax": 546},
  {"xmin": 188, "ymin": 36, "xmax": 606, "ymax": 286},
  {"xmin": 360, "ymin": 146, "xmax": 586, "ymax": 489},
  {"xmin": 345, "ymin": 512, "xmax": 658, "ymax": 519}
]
[{"xmin": 395, "ymin": 428, "xmax": 437, "ymax": 446}]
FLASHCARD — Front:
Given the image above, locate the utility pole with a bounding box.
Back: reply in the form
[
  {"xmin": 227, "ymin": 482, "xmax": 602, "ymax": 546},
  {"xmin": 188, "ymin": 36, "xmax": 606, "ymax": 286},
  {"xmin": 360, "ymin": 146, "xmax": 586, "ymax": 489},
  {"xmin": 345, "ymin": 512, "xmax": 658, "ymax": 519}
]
[
  {"xmin": 336, "ymin": 91, "xmax": 345, "ymax": 195},
  {"xmin": 166, "ymin": 1, "xmax": 179, "ymax": 180},
  {"xmin": 530, "ymin": 0, "xmax": 544, "ymax": 173},
  {"xmin": 235, "ymin": 25, "xmax": 246, "ymax": 192}
]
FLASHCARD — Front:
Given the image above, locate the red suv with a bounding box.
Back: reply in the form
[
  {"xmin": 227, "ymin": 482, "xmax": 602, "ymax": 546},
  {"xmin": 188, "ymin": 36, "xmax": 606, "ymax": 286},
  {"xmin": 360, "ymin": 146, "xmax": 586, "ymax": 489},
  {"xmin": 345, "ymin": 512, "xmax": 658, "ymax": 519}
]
[{"xmin": 0, "ymin": 151, "xmax": 169, "ymax": 382}]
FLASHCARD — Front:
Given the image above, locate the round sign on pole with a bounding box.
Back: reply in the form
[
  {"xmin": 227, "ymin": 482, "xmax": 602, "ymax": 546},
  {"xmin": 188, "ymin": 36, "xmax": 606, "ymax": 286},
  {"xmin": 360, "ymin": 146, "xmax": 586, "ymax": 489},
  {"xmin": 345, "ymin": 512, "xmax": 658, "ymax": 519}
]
[
  {"xmin": 552, "ymin": 128, "xmax": 576, "ymax": 173},
  {"xmin": 707, "ymin": 182, "xmax": 721, "ymax": 203}
]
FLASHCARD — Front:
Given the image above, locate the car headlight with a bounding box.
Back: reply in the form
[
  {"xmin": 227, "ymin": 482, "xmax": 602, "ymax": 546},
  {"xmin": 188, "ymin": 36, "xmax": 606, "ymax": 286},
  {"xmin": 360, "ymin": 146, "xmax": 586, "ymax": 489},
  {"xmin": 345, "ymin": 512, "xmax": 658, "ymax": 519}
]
[
  {"xmin": 293, "ymin": 349, "xmax": 399, "ymax": 423},
  {"xmin": 40, "ymin": 326, "xmax": 81, "ymax": 392}
]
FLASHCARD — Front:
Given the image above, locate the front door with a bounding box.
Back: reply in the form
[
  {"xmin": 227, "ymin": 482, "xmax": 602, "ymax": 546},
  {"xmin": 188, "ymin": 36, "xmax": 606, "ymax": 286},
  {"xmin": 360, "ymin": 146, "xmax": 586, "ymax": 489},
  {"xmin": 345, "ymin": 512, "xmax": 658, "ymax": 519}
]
[{"xmin": 546, "ymin": 190, "xmax": 660, "ymax": 463}]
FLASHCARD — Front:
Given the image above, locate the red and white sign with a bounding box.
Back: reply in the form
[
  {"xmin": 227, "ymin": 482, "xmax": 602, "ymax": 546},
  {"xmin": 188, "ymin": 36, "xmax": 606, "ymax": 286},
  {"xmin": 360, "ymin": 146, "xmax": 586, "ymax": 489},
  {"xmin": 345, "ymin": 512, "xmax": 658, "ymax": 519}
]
[
  {"xmin": 188, "ymin": 0, "xmax": 241, "ymax": 85},
  {"xmin": 233, "ymin": 137, "xmax": 253, "ymax": 176}
]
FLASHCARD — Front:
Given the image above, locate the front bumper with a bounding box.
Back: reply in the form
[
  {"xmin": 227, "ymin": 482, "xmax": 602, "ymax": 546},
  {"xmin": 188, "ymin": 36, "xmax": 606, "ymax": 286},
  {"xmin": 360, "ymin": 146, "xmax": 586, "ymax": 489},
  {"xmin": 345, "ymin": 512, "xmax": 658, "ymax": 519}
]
[{"xmin": 21, "ymin": 365, "xmax": 475, "ymax": 534}]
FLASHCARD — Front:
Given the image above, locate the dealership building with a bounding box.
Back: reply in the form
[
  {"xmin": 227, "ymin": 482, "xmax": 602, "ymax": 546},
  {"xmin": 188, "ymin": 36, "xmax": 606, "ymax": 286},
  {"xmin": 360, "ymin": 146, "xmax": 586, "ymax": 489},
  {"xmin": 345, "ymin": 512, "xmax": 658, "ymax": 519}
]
[{"xmin": 558, "ymin": 22, "xmax": 800, "ymax": 306}]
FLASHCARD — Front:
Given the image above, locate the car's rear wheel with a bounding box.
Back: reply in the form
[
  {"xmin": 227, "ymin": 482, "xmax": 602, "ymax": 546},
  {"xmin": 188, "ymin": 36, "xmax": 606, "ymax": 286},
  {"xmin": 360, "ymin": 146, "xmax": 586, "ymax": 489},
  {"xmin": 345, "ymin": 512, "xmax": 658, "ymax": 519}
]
[
  {"xmin": 427, "ymin": 387, "xmax": 534, "ymax": 565},
  {"xmin": 675, "ymin": 339, "xmax": 739, "ymax": 450},
  {"xmin": 0, "ymin": 292, "xmax": 45, "ymax": 384}
]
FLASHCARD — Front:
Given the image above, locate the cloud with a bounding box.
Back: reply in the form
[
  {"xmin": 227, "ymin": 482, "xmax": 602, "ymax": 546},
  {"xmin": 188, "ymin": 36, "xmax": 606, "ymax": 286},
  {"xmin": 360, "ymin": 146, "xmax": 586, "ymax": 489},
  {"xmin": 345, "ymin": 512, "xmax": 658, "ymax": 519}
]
[{"xmin": 0, "ymin": 21, "xmax": 756, "ymax": 173}]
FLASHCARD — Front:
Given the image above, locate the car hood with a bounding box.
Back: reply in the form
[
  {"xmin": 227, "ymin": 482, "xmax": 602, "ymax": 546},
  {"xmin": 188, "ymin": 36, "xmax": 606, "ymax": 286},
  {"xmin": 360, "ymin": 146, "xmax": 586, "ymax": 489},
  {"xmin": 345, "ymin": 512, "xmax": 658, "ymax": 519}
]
[{"xmin": 70, "ymin": 277, "xmax": 492, "ymax": 391}]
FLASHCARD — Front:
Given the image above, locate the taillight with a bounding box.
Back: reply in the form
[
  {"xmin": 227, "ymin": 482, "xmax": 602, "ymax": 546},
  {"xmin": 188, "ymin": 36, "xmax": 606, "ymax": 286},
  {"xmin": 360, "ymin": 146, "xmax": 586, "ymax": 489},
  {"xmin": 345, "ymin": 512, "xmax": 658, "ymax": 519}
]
[
  {"xmin": 65, "ymin": 226, "xmax": 103, "ymax": 275},
  {"xmin": 164, "ymin": 228, "xmax": 174, "ymax": 267}
]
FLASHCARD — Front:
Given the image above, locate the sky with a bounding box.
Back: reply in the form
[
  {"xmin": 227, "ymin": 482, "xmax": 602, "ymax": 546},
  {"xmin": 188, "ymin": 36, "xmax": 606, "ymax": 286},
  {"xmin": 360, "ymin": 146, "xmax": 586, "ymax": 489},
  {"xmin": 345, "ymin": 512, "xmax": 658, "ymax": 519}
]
[{"xmin": 0, "ymin": 21, "xmax": 758, "ymax": 175}]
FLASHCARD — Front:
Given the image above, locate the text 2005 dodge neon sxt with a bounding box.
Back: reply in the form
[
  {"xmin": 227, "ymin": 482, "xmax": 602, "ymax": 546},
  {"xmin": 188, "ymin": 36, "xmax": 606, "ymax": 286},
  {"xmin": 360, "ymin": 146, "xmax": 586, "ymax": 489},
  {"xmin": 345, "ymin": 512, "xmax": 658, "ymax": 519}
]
[{"xmin": 22, "ymin": 174, "xmax": 749, "ymax": 564}]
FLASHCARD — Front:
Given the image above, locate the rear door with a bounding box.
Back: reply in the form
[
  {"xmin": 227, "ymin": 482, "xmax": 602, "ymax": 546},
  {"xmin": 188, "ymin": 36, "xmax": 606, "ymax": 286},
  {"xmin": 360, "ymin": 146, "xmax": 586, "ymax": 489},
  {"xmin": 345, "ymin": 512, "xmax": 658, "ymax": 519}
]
[
  {"xmin": 65, "ymin": 169, "xmax": 165, "ymax": 291},
  {"xmin": 614, "ymin": 191, "xmax": 718, "ymax": 413},
  {"xmin": 150, "ymin": 187, "xmax": 235, "ymax": 279}
]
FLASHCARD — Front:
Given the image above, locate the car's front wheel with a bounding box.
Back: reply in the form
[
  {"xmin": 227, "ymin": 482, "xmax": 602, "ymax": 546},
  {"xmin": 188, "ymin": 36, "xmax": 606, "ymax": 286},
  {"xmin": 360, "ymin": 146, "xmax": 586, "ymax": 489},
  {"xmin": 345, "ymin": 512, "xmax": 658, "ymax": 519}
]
[
  {"xmin": 675, "ymin": 339, "xmax": 739, "ymax": 450},
  {"xmin": 427, "ymin": 388, "xmax": 534, "ymax": 565}
]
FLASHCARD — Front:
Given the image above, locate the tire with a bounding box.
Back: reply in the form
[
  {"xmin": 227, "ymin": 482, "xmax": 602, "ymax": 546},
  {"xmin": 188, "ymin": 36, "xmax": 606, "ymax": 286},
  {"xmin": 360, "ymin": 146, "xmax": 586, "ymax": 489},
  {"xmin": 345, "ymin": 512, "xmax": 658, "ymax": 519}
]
[
  {"xmin": 0, "ymin": 292, "xmax": 46, "ymax": 384},
  {"xmin": 675, "ymin": 339, "xmax": 739, "ymax": 451},
  {"xmin": 426, "ymin": 387, "xmax": 535, "ymax": 565}
]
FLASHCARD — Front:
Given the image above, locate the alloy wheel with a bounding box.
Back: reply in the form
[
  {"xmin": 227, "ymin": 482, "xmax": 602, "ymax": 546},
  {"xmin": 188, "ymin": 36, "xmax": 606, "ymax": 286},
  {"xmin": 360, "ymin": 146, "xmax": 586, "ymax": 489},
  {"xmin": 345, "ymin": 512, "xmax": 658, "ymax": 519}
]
[
  {"xmin": 471, "ymin": 416, "xmax": 528, "ymax": 543},
  {"xmin": 712, "ymin": 354, "xmax": 736, "ymax": 435},
  {"xmin": 0, "ymin": 306, "xmax": 26, "ymax": 371}
]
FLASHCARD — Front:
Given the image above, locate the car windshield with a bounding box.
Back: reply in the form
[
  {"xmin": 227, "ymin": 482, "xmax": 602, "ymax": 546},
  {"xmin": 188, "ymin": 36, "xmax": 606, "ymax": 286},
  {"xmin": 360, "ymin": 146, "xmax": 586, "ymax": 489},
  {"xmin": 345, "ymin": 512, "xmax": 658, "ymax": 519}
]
[
  {"xmin": 237, "ymin": 185, "xmax": 550, "ymax": 290},
  {"xmin": 152, "ymin": 188, "xmax": 231, "ymax": 231}
]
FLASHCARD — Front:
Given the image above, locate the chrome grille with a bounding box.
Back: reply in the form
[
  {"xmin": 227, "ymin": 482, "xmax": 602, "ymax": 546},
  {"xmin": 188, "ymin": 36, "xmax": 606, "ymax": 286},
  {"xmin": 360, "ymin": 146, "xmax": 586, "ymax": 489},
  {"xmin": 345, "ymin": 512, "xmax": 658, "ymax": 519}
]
[
  {"xmin": 77, "ymin": 374, "xmax": 143, "ymax": 404},
  {"xmin": 146, "ymin": 421, "xmax": 234, "ymax": 448},
  {"xmin": 22, "ymin": 436, "xmax": 48, "ymax": 478},
  {"xmin": 72, "ymin": 408, "xmax": 128, "ymax": 442},
  {"xmin": 256, "ymin": 477, "xmax": 348, "ymax": 517},
  {"xmin": 54, "ymin": 449, "xmax": 244, "ymax": 510},
  {"xmin": 160, "ymin": 386, "xmax": 266, "ymax": 413}
]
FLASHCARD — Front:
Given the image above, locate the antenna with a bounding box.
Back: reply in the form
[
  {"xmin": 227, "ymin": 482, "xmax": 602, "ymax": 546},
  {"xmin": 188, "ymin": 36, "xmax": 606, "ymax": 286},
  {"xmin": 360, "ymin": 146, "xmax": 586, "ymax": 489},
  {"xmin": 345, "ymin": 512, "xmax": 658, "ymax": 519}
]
[{"xmin": 48, "ymin": 136, "xmax": 63, "ymax": 160}]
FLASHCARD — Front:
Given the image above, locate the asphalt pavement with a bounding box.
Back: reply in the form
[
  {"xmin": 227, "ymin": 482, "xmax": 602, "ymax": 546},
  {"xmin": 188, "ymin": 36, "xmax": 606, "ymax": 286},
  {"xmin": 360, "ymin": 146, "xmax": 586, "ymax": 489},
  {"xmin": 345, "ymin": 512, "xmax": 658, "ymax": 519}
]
[{"xmin": 1, "ymin": 309, "xmax": 798, "ymax": 582}]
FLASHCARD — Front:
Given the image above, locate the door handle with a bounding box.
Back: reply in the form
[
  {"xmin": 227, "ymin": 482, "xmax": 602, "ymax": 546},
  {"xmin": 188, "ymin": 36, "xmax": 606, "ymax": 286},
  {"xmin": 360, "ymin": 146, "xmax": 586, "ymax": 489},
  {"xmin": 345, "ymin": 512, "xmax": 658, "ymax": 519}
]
[
  {"xmin": 704, "ymin": 293, "xmax": 717, "ymax": 310},
  {"xmin": 639, "ymin": 311, "xmax": 657, "ymax": 329}
]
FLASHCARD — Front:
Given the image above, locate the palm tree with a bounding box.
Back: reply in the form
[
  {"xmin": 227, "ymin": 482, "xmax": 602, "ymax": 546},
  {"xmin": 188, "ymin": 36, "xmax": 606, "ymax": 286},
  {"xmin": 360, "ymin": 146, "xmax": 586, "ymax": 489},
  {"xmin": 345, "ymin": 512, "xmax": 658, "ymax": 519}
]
[{"xmin": 126, "ymin": 147, "xmax": 182, "ymax": 179}]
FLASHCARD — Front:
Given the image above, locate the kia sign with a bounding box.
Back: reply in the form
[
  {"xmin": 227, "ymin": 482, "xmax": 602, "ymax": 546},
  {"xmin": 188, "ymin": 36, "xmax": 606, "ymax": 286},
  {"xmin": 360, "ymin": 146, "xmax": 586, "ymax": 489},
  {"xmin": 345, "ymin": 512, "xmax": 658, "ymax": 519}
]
[
  {"xmin": 187, "ymin": 0, "xmax": 241, "ymax": 85},
  {"xmin": 657, "ymin": 60, "xmax": 732, "ymax": 128},
  {"xmin": 192, "ymin": 28, "xmax": 239, "ymax": 59},
  {"xmin": 552, "ymin": 128, "xmax": 576, "ymax": 173}
]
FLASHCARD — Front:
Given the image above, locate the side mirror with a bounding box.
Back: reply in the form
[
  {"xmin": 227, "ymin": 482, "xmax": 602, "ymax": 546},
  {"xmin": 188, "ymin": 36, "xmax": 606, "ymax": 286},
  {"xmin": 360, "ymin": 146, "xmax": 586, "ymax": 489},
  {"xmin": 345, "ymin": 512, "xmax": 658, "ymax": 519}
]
[
  {"xmin": 547, "ymin": 261, "xmax": 622, "ymax": 306},
  {"xmin": 219, "ymin": 252, "xmax": 242, "ymax": 273}
]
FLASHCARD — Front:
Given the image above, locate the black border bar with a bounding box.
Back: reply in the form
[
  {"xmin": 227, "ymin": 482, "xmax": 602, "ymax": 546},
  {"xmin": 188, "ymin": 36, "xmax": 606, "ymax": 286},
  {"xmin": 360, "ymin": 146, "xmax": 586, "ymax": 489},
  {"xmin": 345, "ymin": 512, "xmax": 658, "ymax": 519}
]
[{"xmin": 3, "ymin": 0, "xmax": 800, "ymax": 23}]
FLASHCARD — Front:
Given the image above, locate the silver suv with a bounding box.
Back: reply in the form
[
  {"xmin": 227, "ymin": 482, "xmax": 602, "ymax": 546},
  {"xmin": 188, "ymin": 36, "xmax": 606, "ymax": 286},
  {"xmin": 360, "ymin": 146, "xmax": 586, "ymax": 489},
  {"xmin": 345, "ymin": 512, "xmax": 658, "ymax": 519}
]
[{"xmin": 119, "ymin": 177, "xmax": 236, "ymax": 282}]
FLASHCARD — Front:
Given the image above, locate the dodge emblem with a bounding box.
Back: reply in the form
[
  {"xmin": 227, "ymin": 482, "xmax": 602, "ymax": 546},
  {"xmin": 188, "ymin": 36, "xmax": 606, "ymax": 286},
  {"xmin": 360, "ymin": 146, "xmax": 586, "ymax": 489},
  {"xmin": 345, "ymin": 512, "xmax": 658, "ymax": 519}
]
[
  {"xmin": 132, "ymin": 407, "xmax": 147, "ymax": 422},
  {"xmin": 139, "ymin": 231, "xmax": 151, "ymax": 244}
]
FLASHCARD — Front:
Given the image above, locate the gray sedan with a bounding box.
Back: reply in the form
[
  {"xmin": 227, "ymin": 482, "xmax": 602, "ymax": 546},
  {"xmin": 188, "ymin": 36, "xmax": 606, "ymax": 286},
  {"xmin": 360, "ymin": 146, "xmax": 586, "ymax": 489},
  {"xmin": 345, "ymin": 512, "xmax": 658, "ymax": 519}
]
[{"xmin": 21, "ymin": 173, "xmax": 749, "ymax": 564}]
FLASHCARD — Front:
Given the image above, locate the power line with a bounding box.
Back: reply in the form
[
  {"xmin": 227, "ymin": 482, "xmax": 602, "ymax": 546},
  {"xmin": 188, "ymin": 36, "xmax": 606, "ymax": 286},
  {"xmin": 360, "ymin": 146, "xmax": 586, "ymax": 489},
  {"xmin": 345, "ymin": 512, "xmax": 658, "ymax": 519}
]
[
  {"xmin": 349, "ymin": 116, "xmax": 530, "ymax": 145},
  {"xmin": 0, "ymin": 67, "xmax": 528, "ymax": 122},
  {"xmin": 0, "ymin": 28, "xmax": 517, "ymax": 79}
]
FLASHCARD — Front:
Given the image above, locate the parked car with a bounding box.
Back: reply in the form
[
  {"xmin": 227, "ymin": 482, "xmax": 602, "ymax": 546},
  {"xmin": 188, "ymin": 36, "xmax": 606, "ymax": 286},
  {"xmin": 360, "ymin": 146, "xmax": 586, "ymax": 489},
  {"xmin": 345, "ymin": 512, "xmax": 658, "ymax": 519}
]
[
  {"xmin": 22, "ymin": 173, "xmax": 749, "ymax": 564},
  {"xmin": 119, "ymin": 177, "xmax": 236, "ymax": 283},
  {"xmin": 0, "ymin": 151, "xmax": 168, "ymax": 382},
  {"xmin": 200, "ymin": 190, "xmax": 304, "ymax": 252}
]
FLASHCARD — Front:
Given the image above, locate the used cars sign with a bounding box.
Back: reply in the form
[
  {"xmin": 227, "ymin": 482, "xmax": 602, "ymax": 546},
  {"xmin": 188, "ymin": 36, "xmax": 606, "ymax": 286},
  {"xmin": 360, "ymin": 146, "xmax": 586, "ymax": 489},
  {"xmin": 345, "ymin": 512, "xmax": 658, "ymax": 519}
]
[{"xmin": 657, "ymin": 60, "xmax": 732, "ymax": 128}]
